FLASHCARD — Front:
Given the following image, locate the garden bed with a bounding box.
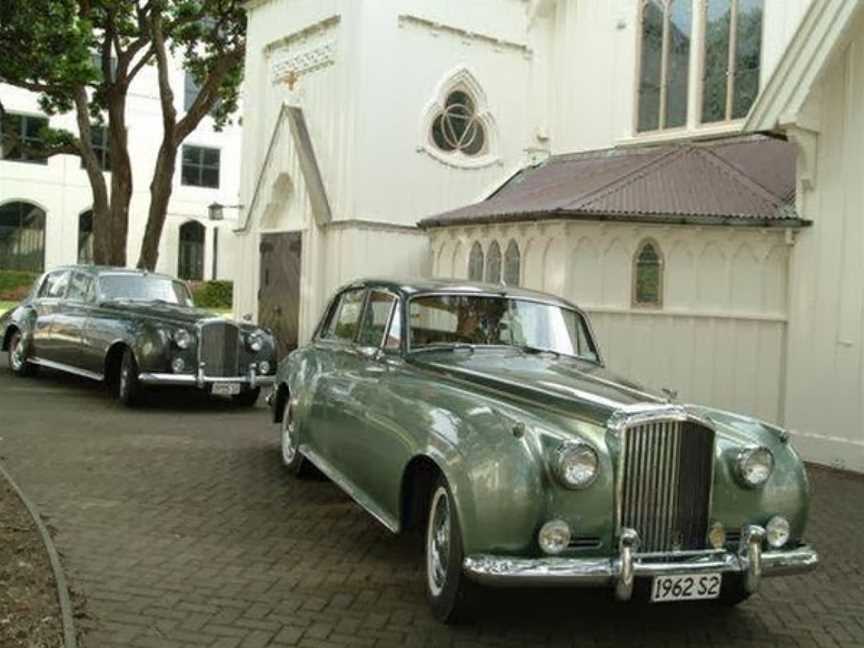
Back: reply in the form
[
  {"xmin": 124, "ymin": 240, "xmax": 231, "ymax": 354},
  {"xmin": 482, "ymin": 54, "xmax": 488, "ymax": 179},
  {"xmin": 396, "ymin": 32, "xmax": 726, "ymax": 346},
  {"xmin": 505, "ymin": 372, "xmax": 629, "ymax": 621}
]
[{"xmin": 0, "ymin": 478, "xmax": 63, "ymax": 648}]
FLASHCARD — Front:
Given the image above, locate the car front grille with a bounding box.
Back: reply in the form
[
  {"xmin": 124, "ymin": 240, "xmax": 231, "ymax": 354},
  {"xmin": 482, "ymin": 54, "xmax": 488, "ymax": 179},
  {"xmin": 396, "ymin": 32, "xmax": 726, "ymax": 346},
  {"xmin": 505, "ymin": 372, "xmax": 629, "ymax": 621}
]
[
  {"xmin": 199, "ymin": 321, "xmax": 240, "ymax": 377},
  {"xmin": 618, "ymin": 419, "xmax": 714, "ymax": 553}
]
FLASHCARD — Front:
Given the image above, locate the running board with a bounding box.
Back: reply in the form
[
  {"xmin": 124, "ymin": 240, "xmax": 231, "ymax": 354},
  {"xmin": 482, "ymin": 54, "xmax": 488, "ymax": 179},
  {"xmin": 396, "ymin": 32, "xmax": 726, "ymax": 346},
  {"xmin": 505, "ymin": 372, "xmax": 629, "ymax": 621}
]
[{"xmin": 30, "ymin": 357, "xmax": 104, "ymax": 382}]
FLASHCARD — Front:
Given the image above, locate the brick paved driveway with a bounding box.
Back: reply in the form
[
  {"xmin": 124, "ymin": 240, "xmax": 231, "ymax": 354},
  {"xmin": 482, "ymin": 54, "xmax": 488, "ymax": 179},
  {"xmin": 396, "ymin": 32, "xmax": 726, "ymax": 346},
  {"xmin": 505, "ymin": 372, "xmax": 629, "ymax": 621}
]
[{"xmin": 0, "ymin": 357, "xmax": 862, "ymax": 648}]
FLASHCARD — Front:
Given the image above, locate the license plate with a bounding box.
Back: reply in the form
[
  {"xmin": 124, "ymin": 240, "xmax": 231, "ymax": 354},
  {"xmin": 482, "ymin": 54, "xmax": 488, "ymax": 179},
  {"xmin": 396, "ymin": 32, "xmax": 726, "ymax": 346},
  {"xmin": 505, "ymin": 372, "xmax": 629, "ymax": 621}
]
[
  {"xmin": 651, "ymin": 573, "xmax": 722, "ymax": 602},
  {"xmin": 212, "ymin": 383, "xmax": 241, "ymax": 397}
]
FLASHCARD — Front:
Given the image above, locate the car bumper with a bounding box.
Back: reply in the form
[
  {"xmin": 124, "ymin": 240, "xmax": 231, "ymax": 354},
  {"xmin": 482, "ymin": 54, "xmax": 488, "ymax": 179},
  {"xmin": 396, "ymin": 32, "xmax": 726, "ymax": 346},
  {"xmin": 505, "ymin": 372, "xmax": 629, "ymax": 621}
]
[
  {"xmin": 463, "ymin": 525, "xmax": 818, "ymax": 600},
  {"xmin": 138, "ymin": 366, "xmax": 275, "ymax": 389}
]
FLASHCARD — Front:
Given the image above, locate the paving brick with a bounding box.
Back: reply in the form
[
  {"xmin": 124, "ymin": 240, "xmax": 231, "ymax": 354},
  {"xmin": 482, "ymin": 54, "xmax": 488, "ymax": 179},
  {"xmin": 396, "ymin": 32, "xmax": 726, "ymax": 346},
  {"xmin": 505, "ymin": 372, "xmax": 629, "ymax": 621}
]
[{"xmin": 0, "ymin": 360, "xmax": 861, "ymax": 648}]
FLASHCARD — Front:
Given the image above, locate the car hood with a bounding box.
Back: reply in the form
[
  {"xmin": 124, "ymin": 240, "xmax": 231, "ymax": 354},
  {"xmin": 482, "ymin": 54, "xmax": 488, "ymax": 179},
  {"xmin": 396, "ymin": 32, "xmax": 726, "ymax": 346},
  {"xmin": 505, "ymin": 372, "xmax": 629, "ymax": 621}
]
[
  {"xmin": 98, "ymin": 300, "xmax": 245, "ymax": 328},
  {"xmin": 410, "ymin": 350, "xmax": 666, "ymax": 421}
]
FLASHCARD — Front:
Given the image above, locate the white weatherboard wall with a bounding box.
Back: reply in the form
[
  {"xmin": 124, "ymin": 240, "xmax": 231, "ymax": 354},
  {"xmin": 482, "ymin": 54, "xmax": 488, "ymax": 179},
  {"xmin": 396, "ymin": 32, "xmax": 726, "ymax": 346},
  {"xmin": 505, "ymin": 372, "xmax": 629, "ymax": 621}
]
[
  {"xmin": 431, "ymin": 222, "xmax": 790, "ymax": 425},
  {"xmin": 780, "ymin": 9, "xmax": 864, "ymax": 473},
  {"xmin": 0, "ymin": 52, "xmax": 241, "ymax": 279}
]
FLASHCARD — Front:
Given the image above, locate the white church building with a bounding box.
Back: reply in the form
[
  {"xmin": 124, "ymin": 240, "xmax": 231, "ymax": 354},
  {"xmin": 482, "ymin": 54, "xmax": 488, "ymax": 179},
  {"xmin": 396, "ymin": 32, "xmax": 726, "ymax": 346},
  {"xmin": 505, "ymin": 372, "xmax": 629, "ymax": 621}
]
[{"xmin": 234, "ymin": 0, "xmax": 863, "ymax": 473}]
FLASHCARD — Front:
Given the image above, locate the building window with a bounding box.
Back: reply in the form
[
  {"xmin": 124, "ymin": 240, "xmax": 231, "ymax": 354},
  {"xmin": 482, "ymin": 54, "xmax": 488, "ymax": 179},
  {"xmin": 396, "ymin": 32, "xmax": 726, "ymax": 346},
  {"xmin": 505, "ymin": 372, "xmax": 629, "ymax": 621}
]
[
  {"xmin": 468, "ymin": 242, "xmax": 484, "ymax": 281},
  {"xmin": 702, "ymin": 0, "xmax": 764, "ymax": 123},
  {"xmin": 181, "ymin": 145, "xmax": 220, "ymax": 188},
  {"xmin": 633, "ymin": 240, "xmax": 663, "ymax": 307},
  {"xmin": 637, "ymin": 0, "xmax": 692, "ymax": 132},
  {"xmin": 486, "ymin": 241, "xmax": 502, "ymax": 284},
  {"xmin": 504, "ymin": 240, "xmax": 520, "ymax": 286},
  {"xmin": 1, "ymin": 113, "xmax": 49, "ymax": 164},
  {"xmin": 78, "ymin": 210, "xmax": 94, "ymax": 264},
  {"xmin": 80, "ymin": 126, "xmax": 111, "ymax": 171},
  {"xmin": 178, "ymin": 221, "xmax": 205, "ymax": 280},
  {"xmin": 184, "ymin": 71, "xmax": 199, "ymax": 112},
  {"xmin": 431, "ymin": 90, "xmax": 487, "ymax": 157},
  {"xmin": 0, "ymin": 201, "xmax": 46, "ymax": 272}
]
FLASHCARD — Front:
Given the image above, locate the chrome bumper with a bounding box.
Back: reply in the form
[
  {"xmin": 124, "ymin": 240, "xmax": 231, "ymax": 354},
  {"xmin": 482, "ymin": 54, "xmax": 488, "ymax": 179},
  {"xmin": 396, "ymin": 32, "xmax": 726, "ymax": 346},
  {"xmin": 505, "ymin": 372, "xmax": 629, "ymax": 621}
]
[
  {"xmin": 139, "ymin": 364, "xmax": 275, "ymax": 389},
  {"xmin": 463, "ymin": 525, "xmax": 818, "ymax": 600}
]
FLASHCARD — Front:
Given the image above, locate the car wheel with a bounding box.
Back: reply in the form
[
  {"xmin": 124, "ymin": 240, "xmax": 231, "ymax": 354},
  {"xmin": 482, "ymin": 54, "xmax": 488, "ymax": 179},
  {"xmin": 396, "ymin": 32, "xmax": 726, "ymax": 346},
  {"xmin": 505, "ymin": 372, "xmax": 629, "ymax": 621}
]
[
  {"xmin": 118, "ymin": 348, "xmax": 143, "ymax": 407},
  {"xmin": 7, "ymin": 330, "xmax": 37, "ymax": 377},
  {"xmin": 280, "ymin": 401, "xmax": 307, "ymax": 476},
  {"xmin": 425, "ymin": 476, "xmax": 474, "ymax": 623},
  {"xmin": 232, "ymin": 387, "xmax": 261, "ymax": 407}
]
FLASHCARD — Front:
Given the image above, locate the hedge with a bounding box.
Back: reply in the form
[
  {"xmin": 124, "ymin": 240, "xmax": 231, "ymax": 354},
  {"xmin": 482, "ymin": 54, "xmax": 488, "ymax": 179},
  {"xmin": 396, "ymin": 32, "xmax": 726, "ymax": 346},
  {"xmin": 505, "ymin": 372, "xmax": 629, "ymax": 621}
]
[
  {"xmin": 0, "ymin": 270, "xmax": 39, "ymax": 301},
  {"xmin": 190, "ymin": 280, "xmax": 233, "ymax": 310}
]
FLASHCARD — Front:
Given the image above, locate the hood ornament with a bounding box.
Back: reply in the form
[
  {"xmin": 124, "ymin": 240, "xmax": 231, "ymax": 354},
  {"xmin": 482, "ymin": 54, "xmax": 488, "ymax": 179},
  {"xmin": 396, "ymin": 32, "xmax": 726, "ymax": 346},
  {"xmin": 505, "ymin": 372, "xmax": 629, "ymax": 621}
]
[{"xmin": 661, "ymin": 387, "xmax": 678, "ymax": 403}]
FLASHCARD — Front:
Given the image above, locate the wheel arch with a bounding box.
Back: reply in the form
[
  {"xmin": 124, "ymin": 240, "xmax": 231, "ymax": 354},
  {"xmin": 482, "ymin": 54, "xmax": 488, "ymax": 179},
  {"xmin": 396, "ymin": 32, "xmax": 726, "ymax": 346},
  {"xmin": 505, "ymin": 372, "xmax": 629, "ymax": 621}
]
[
  {"xmin": 272, "ymin": 381, "xmax": 290, "ymax": 424},
  {"xmin": 104, "ymin": 341, "xmax": 131, "ymax": 384},
  {"xmin": 2, "ymin": 324, "xmax": 20, "ymax": 351}
]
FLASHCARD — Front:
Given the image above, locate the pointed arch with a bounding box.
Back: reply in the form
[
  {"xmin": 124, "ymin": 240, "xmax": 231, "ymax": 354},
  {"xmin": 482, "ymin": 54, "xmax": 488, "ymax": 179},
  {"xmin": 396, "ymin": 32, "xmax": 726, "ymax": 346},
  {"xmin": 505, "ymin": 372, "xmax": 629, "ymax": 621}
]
[
  {"xmin": 78, "ymin": 209, "xmax": 94, "ymax": 264},
  {"xmin": 0, "ymin": 200, "xmax": 46, "ymax": 272},
  {"xmin": 178, "ymin": 220, "xmax": 206, "ymax": 280},
  {"xmin": 485, "ymin": 241, "xmax": 502, "ymax": 283},
  {"xmin": 632, "ymin": 238, "xmax": 664, "ymax": 307},
  {"xmin": 503, "ymin": 239, "xmax": 520, "ymax": 286},
  {"xmin": 468, "ymin": 241, "xmax": 484, "ymax": 281}
]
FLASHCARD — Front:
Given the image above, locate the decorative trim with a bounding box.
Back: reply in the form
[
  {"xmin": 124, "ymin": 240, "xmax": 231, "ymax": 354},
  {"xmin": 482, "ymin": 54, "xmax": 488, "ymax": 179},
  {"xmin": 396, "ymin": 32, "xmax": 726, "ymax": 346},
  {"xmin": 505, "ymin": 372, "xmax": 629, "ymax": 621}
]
[
  {"xmin": 398, "ymin": 14, "xmax": 532, "ymax": 57},
  {"xmin": 786, "ymin": 126, "xmax": 818, "ymax": 193},
  {"xmin": 323, "ymin": 219, "xmax": 427, "ymax": 235},
  {"xmin": 266, "ymin": 16, "xmax": 340, "ymax": 86},
  {"xmin": 418, "ymin": 66, "xmax": 500, "ymax": 169},
  {"xmin": 264, "ymin": 15, "xmax": 341, "ymax": 54},
  {"xmin": 272, "ymin": 41, "xmax": 336, "ymax": 84}
]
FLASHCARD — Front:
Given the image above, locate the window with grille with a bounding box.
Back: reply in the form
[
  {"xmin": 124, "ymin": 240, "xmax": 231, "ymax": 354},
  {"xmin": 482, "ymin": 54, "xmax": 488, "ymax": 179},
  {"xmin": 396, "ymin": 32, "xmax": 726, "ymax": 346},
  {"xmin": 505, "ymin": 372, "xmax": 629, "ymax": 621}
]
[
  {"xmin": 1, "ymin": 113, "xmax": 49, "ymax": 164},
  {"xmin": 181, "ymin": 145, "xmax": 220, "ymax": 188}
]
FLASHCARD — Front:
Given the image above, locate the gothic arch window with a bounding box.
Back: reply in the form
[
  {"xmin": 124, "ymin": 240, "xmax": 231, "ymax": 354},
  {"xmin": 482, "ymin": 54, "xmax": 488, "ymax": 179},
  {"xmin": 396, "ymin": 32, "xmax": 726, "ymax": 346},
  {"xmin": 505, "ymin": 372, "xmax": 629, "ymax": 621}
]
[
  {"xmin": 486, "ymin": 241, "xmax": 502, "ymax": 284},
  {"xmin": 633, "ymin": 239, "xmax": 663, "ymax": 307},
  {"xmin": 504, "ymin": 239, "xmax": 520, "ymax": 286},
  {"xmin": 421, "ymin": 67, "xmax": 498, "ymax": 168},
  {"xmin": 178, "ymin": 220, "xmax": 205, "ymax": 281},
  {"xmin": 78, "ymin": 210, "xmax": 94, "ymax": 264},
  {"xmin": 0, "ymin": 201, "xmax": 46, "ymax": 272},
  {"xmin": 468, "ymin": 241, "xmax": 484, "ymax": 281}
]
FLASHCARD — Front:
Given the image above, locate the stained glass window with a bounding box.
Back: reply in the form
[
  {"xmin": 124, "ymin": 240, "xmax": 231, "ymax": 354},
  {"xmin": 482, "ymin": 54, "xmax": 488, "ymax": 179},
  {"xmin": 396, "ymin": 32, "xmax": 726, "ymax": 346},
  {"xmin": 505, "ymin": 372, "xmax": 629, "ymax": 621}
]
[
  {"xmin": 485, "ymin": 241, "xmax": 502, "ymax": 284},
  {"xmin": 431, "ymin": 90, "xmax": 486, "ymax": 156},
  {"xmin": 634, "ymin": 240, "xmax": 663, "ymax": 307},
  {"xmin": 504, "ymin": 240, "xmax": 520, "ymax": 286},
  {"xmin": 468, "ymin": 242, "xmax": 484, "ymax": 281}
]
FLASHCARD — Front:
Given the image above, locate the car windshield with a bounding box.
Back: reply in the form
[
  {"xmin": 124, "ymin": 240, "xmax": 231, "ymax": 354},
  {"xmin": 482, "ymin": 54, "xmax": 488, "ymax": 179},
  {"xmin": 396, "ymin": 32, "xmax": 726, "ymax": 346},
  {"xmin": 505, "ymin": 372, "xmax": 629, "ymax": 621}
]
[
  {"xmin": 408, "ymin": 294, "xmax": 599, "ymax": 361},
  {"xmin": 98, "ymin": 274, "xmax": 193, "ymax": 307}
]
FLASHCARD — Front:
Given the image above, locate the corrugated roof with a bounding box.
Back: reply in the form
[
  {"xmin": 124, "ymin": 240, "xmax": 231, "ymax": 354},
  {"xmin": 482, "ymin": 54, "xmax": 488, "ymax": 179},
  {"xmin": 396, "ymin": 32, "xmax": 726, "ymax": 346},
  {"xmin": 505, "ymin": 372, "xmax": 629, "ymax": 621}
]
[{"xmin": 419, "ymin": 135, "xmax": 806, "ymax": 228}]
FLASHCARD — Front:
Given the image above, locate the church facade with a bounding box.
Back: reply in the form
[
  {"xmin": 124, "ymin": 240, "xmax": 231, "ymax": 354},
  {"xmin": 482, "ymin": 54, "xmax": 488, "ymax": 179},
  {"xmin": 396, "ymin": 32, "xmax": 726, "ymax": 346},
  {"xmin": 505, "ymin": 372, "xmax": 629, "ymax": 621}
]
[{"xmin": 235, "ymin": 0, "xmax": 863, "ymax": 472}]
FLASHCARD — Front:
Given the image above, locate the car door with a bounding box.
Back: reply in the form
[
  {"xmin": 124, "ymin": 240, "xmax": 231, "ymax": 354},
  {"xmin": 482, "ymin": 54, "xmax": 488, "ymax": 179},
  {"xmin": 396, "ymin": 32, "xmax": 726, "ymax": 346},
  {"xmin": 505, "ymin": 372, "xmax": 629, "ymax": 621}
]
[
  {"xmin": 339, "ymin": 289, "xmax": 412, "ymax": 517},
  {"xmin": 30, "ymin": 269, "xmax": 70, "ymax": 362},
  {"xmin": 303, "ymin": 287, "xmax": 367, "ymax": 477},
  {"xmin": 52, "ymin": 271, "xmax": 96, "ymax": 371}
]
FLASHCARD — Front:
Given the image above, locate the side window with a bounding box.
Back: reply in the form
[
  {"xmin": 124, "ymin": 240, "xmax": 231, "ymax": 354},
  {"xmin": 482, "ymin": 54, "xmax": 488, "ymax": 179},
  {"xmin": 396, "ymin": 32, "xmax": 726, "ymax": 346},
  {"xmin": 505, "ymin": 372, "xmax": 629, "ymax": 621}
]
[
  {"xmin": 38, "ymin": 271, "xmax": 70, "ymax": 299},
  {"xmin": 321, "ymin": 289, "xmax": 365, "ymax": 342},
  {"xmin": 356, "ymin": 291, "xmax": 397, "ymax": 348},
  {"xmin": 384, "ymin": 302, "xmax": 402, "ymax": 351},
  {"xmin": 67, "ymin": 273, "xmax": 94, "ymax": 302}
]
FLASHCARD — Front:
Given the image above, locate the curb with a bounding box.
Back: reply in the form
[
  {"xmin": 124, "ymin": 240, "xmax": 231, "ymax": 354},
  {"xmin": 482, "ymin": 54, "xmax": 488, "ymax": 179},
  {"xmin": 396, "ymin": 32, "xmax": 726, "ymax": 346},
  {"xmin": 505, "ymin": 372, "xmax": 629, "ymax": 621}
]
[{"xmin": 0, "ymin": 461, "xmax": 78, "ymax": 648}]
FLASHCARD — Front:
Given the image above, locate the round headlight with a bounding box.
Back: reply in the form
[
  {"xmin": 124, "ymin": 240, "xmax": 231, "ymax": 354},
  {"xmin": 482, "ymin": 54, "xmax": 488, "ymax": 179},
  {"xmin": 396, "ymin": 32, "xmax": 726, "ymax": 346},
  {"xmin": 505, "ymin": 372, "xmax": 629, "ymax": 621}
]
[
  {"xmin": 538, "ymin": 520, "xmax": 571, "ymax": 555},
  {"xmin": 171, "ymin": 357, "xmax": 186, "ymax": 374},
  {"xmin": 174, "ymin": 328, "xmax": 193, "ymax": 349},
  {"xmin": 766, "ymin": 516, "xmax": 790, "ymax": 548},
  {"xmin": 737, "ymin": 446, "xmax": 774, "ymax": 488},
  {"xmin": 247, "ymin": 332, "xmax": 263, "ymax": 353},
  {"xmin": 554, "ymin": 441, "xmax": 599, "ymax": 489}
]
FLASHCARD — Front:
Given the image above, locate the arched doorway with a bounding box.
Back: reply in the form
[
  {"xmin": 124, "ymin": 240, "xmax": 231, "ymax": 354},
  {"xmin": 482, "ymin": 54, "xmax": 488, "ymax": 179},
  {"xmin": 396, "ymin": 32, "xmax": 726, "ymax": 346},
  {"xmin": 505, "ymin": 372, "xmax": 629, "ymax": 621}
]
[
  {"xmin": 178, "ymin": 220, "xmax": 205, "ymax": 280},
  {"xmin": 0, "ymin": 201, "xmax": 46, "ymax": 272},
  {"xmin": 78, "ymin": 210, "xmax": 94, "ymax": 264}
]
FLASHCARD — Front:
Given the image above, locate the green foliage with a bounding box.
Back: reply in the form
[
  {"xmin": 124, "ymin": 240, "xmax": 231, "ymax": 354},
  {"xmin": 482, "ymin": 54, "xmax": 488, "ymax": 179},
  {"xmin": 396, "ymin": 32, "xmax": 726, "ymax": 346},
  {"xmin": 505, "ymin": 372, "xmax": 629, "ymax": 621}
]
[
  {"xmin": 0, "ymin": 271, "xmax": 39, "ymax": 301},
  {"xmin": 190, "ymin": 280, "xmax": 233, "ymax": 309}
]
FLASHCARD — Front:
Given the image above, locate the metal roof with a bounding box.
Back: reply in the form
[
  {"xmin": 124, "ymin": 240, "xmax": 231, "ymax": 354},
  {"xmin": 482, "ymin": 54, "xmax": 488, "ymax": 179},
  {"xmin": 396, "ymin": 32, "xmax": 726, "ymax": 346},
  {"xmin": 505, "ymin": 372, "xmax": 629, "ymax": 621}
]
[{"xmin": 419, "ymin": 135, "xmax": 806, "ymax": 229}]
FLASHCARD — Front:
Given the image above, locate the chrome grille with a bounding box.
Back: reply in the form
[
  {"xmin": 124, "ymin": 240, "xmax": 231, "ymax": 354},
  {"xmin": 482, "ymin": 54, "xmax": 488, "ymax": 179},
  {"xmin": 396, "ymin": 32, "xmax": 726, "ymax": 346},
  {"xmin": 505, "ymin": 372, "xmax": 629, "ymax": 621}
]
[
  {"xmin": 619, "ymin": 420, "xmax": 714, "ymax": 553},
  {"xmin": 200, "ymin": 321, "xmax": 240, "ymax": 377}
]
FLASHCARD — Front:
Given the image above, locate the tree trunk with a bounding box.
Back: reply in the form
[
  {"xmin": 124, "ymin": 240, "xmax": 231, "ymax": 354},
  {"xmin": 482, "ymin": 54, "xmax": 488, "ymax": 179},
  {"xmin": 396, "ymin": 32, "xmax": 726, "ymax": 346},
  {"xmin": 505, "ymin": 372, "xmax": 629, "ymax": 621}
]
[
  {"xmin": 106, "ymin": 92, "xmax": 133, "ymax": 267},
  {"xmin": 137, "ymin": 136, "xmax": 177, "ymax": 270}
]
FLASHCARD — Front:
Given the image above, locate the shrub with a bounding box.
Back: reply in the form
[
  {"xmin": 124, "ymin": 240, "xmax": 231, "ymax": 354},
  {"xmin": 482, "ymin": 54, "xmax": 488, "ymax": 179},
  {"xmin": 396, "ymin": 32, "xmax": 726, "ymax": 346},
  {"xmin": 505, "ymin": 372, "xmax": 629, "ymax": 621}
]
[
  {"xmin": 0, "ymin": 270, "xmax": 39, "ymax": 301},
  {"xmin": 190, "ymin": 280, "xmax": 233, "ymax": 310}
]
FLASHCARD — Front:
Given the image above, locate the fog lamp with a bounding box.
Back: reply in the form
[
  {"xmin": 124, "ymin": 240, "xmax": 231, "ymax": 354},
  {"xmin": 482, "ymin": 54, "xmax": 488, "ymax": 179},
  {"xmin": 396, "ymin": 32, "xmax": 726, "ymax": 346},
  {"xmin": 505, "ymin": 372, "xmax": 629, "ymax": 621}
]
[
  {"xmin": 172, "ymin": 357, "xmax": 186, "ymax": 373},
  {"xmin": 258, "ymin": 361, "xmax": 271, "ymax": 375},
  {"xmin": 766, "ymin": 516, "xmax": 790, "ymax": 548},
  {"xmin": 708, "ymin": 522, "xmax": 726, "ymax": 550},
  {"xmin": 538, "ymin": 520, "xmax": 571, "ymax": 555}
]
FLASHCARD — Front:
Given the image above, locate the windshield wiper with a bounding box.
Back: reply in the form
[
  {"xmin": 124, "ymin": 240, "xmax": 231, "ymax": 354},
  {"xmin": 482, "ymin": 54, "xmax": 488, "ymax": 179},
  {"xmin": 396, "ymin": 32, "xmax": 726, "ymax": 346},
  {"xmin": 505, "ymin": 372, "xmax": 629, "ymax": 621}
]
[
  {"xmin": 410, "ymin": 343, "xmax": 475, "ymax": 354},
  {"xmin": 517, "ymin": 344, "xmax": 560, "ymax": 358}
]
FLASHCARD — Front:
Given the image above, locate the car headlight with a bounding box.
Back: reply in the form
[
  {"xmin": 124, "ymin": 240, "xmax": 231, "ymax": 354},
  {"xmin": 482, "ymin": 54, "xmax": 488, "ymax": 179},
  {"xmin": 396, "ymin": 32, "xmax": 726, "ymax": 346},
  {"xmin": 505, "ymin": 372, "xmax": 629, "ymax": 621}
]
[
  {"xmin": 553, "ymin": 441, "xmax": 599, "ymax": 489},
  {"xmin": 766, "ymin": 516, "xmax": 790, "ymax": 548},
  {"xmin": 174, "ymin": 328, "xmax": 193, "ymax": 349},
  {"xmin": 737, "ymin": 446, "xmax": 774, "ymax": 488},
  {"xmin": 538, "ymin": 520, "xmax": 571, "ymax": 555},
  {"xmin": 247, "ymin": 332, "xmax": 263, "ymax": 352}
]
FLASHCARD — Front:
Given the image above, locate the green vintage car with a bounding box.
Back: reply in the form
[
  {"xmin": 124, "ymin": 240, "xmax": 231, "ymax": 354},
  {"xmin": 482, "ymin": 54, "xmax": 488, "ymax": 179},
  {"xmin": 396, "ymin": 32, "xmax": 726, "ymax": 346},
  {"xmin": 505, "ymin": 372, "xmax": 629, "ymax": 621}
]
[
  {"xmin": 1, "ymin": 265, "xmax": 276, "ymax": 406},
  {"xmin": 270, "ymin": 278, "xmax": 818, "ymax": 622}
]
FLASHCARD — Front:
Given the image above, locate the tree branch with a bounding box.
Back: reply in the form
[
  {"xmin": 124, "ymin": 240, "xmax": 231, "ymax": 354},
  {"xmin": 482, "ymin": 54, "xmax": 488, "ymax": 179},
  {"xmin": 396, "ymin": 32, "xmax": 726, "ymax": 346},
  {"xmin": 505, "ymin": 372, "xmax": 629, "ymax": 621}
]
[{"xmin": 175, "ymin": 45, "xmax": 245, "ymax": 141}]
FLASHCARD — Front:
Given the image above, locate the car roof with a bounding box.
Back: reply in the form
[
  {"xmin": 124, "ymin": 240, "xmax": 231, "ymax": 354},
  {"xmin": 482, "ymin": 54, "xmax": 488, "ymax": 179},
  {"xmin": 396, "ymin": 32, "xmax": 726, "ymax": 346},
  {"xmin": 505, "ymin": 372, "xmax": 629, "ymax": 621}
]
[
  {"xmin": 340, "ymin": 277, "xmax": 578, "ymax": 309},
  {"xmin": 50, "ymin": 265, "xmax": 179, "ymax": 282}
]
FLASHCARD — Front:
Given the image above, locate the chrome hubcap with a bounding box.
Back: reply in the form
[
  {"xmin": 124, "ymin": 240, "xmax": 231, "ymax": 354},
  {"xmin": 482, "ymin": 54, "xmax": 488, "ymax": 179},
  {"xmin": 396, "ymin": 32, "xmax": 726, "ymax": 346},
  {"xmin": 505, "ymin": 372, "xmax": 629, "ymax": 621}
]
[
  {"xmin": 9, "ymin": 336, "xmax": 24, "ymax": 371},
  {"xmin": 427, "ymin": 487, "xmax": 451, "ymax": 597},
  {"xmin": 281, "ymin": 406, "xmax": 296, "ymax": 464}
]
